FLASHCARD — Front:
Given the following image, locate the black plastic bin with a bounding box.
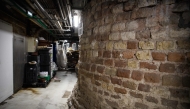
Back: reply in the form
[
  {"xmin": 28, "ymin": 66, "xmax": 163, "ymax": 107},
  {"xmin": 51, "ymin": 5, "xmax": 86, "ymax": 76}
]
[{"xmin": 24, "ymin": 63, "xmax": 39, "ymax": 84}]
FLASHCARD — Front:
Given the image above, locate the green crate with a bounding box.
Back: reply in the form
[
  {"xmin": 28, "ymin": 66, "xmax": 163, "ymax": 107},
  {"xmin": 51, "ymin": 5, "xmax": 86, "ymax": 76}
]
[{"xmin": 38, "ymin": 75, "xmax": 50, "ymax": 82}]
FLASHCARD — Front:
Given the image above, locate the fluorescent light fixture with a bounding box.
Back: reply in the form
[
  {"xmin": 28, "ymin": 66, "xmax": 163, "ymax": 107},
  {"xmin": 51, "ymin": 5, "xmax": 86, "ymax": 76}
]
[
  {"xmin": 27, "ymin": 11, "xmax": 33, "ymax": 17},
  {"xmin": 74, "ymin": 15, "xmax": 79, "ymax": 27}
]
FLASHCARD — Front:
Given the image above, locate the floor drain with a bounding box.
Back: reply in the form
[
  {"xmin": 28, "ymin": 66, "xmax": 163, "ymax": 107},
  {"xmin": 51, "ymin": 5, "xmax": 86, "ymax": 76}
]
[{"xmin": 62, "ymin": 91, "xmax": 71, "ymax": 98}]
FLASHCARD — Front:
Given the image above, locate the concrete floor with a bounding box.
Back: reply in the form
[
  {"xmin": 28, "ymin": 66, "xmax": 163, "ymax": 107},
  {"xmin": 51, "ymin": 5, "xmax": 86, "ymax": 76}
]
[{"xmin": 0, "ymin": 70, "xmax": 77, "ymax": 109}]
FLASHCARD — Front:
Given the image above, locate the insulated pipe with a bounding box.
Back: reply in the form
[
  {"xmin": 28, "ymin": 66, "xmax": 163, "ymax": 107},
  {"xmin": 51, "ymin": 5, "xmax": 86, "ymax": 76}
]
[{"xmin": 34, "ymin": 0, "xmax": 63, "ymax": 34}]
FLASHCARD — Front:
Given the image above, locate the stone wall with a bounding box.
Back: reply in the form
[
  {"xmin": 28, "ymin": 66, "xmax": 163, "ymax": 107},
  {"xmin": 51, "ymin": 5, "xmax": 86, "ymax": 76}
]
[{"xmin": 70, "ymin": 0, "xmax": 190, "ymax": 109}]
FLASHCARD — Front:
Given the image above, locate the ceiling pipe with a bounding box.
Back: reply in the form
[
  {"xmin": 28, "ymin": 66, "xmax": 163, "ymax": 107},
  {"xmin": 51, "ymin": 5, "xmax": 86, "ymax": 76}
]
[
  {"xmin": 26, "ymin": 0, "xmax": 53, "ymax": 28},
  {"xmin": 8, "ymin": 0, "xmax": 54, "ymax": 35},
  {"xmin": 57, "ymin": 0, "xmax": 67, "ymax": 27},
  {"xmin": 33, "ymin": 0, "xmax": 63, "ymax": 34},
  {"xmin": 66, "ymin": 0, "xmax": 72, "ymax": 26},
  {"xmin": 54, "ymin": 14, "xmax": 62, "ymax": 29},
  {"xmin": 60, "ymin": 0, "xmax": 70, "ymax": 27}
]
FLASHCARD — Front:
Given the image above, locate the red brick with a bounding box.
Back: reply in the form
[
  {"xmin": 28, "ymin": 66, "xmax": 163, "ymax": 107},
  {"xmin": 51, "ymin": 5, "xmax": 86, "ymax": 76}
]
[
  {"xmin": 93, "ymin": 87, "xmax": 97, "ymax": 92},
  {"xmin": 105, "ymin": 99, "xmax": 119, "ymax": 108},
  {"xmin": 140, "ymin": 62, "xmax": 157, "ymax": 70},
  {"xmin": 95, "ymin": 81, "xmax": 101, "ymax": 86},
  {"xmin": 182, "ymin": 76, "xmax": 190, "ymax": 88},
  {"xmin": 169, "ymin": 88, "xmax": 189, "ymax": 99},
  {"xmin": 111, "ymin": 94, "xmax": 121, "ymax": 99},
  {"xmin": 84, "ymin": 64, "xmax": 90, "ymax": 71},
  {"xmin": 161, "ymin": 98, "xmax": 178, "ymax": 109},
  {"xmin": 159, "ymin": 63, "xmax": 175, "ymax": 73},
  {"xmin": 117, "ymin": 69, "xmax": 130, "ymax": 78},
  {"xmin": 138, "ymin": 83, "xmax": 151, "ymax": 92},
  {"xmin": 114, "ymin": 87, "xmax": 127, "ymax": 94},
  {"xmin": 96, "ymin": 35, "xmax": 102, "ymax": 41},
  {"xmin": 135, "ymin": 102, "xmax": 148, "ymax": 109},
  {"xmin": 101, "ymin": 1, "xmax": 113, "ymax": 9},
  {"xmin": 100, "ymin": 75, "xmax": 110, "ymax": 83},
  {"xmin": 144, "ymin": 73, "xmax": 160, "ymax": 83},
  {"xmin": 79, "ymin": 69, "xmax": 86, "ymax": 75},
  {"xmin": 136, "ymin": 29, "xmax": 151, "ymax": 40},
  {"xmin": 116, "ymin": 12, "xmax": 131, "ymax": 21},
  {"xmin": 98, "ymin": 50, "xmax": 103, "ymax": 57},
  {"xmin": 114, "ymin": 60, "xmax": 127, "ymax": 68},
  {"xmin": 104, "ymin": 59, "xmax": 114, "ymax": 66},
  {"xmin": 95, "ymin": 58, "xmax": 103, "ymax": 65},
  {"xmin": 97, "ymin": 66, "xmax": 105, "ymax": 74},
  {"xmin": 104, "ymin": 91, "xmax": 109, "ymax": 96},
  {"xmin": 85, "ymin": 73, "xmax": 93, "ymax": 79},
  {"xmin": 103, "ymin": 51, "xmax": 111, "ymax": 58},
  {"xmin": 152, "ymin": 52, "xmax": 166, "ymax": 61},
  {"xmin": 176, "ymin": 64, "xmax": 190, "ymax": 74},
  {"xmin": 162, "ymin": 75, "xmax": 182, "ymax": 87},
  {"xmin": 127, "ymin": 41, "xmax": 138, "ymax": 49},
  {"xmin": 112, "ymin": 51, "xmax": 120, "ymax": 58},
  {"xmin": 131, "ymin": 70, "xmax": 143, "ymax": 81},
  {"xmin": 137, "ymin": 7, "xmax": 154, "ymax": 18},
  {"xmin": 130, "ymin": 91, "xmax": 143, "ymax": 98},
  {"xmin": 122, "ymin": 51, "xmax": 135, "ymax": 59},
  {"xmin": 124, "ymin": 0, "xmax": 135, "ymax": 11},
  {"xmin": 168, "ymin": 52, "xmax": 185, "ymax": 62},
  {"xmin": 91, "ymin": 64, "xmax": 96, "ymax": 72},
  {"xmin": 123, "ymin": 80, "xmax": 137, "ymax": 90},
  {"xmin": 80, "ymin": 63, "xmax": 86, "ymax": 70},
  {"xmin": 94, "ymin": 11, "xmax": 102, "ymax": 20},
  {"xmin": 186, "ymin": 52, "xmax": 190, "ymax": 61},
  {"xmin": 98, "ymin": 90, "xmax": 103, "ymax": 95},
  {"xmin": 111, "ymin": 77, "xmax": 122, "ymax": 85},
  {"xmin": 94, "ymin": 74, "xmax": 101, "ymax": 80},
  {"xmin": 101, "ymin": 34, "xmax": 109, "ymax": 41},
  {"xmin": 145, "ymin": 96, "xmax": 158, "ymax": 104}
]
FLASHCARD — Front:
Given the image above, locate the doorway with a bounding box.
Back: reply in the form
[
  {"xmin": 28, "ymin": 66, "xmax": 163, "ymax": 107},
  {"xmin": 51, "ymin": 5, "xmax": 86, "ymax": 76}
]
[{"xmin": 13, "ymin": 34, "xmax": 25, "ymax": 93}]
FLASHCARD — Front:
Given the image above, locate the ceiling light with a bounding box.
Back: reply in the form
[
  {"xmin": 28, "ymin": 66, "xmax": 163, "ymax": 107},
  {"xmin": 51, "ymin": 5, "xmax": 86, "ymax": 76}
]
[
  {"xmin": 74, "ymin": 15, "xmax": 78, "ymax": 27},
  {"xmin": 27, "ymin": 11, "xmax": 33, "ymax": 17}
]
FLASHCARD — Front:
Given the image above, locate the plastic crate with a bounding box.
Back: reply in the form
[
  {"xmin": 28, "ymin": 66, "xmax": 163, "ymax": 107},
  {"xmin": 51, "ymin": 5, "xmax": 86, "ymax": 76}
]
[
  {"xmin": 38, "ymin": 75, "xmax": 50, "ymax": 82},
  {"xmin": 40, "ymin": 54, "xmax": 50, "ymax": 65},
  {"xmin": 40, "ymin": 65, "xmax": 50, "ymax": 73},
  {"xmin": 38, "ymin": 48, "xmax": 51, "ymax": 54},
  {"xmin": 27, "ymin": 55, "xmax": 40, "ymax": 63}
]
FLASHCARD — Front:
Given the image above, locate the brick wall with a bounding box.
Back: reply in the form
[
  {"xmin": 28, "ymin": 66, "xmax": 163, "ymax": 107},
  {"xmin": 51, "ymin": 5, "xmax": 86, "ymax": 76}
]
[{"xmin": 70, "ymin": 0, "xmax": 190, "ymax": 109}]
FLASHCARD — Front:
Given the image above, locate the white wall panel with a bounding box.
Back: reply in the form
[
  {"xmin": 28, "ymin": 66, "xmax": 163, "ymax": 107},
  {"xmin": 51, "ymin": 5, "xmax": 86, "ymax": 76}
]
[{"xmin": 0, "ymin": 20, "xmax": 13, "ymax": 103}]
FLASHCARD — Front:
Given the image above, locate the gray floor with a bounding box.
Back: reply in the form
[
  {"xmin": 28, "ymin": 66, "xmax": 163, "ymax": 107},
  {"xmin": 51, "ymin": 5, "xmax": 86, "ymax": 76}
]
[{"xmin": 0, "ymin": 70, "xmax": 77, "ymax": 109}]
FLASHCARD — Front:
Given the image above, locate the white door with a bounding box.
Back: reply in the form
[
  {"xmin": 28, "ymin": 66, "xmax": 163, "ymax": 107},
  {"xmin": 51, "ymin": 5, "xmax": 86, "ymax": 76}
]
[{"xmin": 0, "ymin": 21, "xmax": 13, "ymax": 103}]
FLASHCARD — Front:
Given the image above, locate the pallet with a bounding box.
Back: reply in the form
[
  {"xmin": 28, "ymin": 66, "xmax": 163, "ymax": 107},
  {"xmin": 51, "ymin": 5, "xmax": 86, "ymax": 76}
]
[{"xmin": 23, "ymin": 81, "xmax": 49, "ymax": 88}]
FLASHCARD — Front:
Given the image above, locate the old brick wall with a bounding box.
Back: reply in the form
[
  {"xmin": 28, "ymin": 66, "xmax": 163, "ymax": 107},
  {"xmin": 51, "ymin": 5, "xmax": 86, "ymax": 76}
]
[{"xmin": 70, "ymin": 0, "xmax": 190, "ymax": 109}]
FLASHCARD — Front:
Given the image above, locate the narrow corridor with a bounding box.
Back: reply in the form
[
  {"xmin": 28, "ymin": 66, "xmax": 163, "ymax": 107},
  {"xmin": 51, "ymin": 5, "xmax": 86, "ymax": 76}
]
[{"xmin": 0, "ymin": 70, "xmax": 77, "ymax": 109}]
